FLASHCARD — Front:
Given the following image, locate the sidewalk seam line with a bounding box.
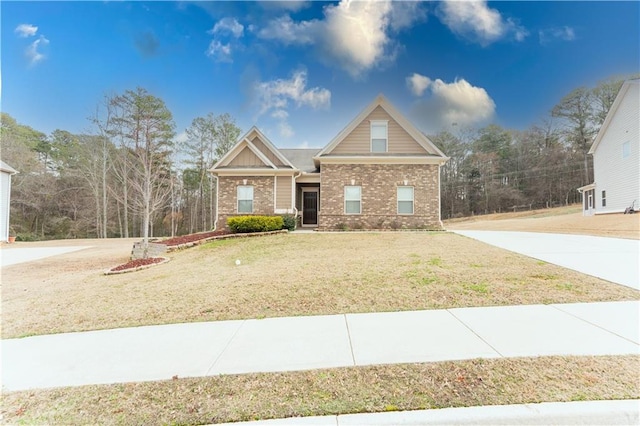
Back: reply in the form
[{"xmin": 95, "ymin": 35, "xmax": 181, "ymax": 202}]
[
  {"xmin": 205, "ymin": 319, "xmax": 247, "ymax": 375},
  {"xmin": 343, "ymin": 314, "xmax": 357, "ymax": 366},
  {"xmin": 550, "ymin": 303, "xmax": 640, "ymax": 346},
  {"xmin": 447, "ymin": 309, "xmax": 505, "ymax": 358}
]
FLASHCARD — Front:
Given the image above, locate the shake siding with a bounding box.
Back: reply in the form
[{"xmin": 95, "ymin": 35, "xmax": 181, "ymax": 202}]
[
  {"xmin": 593, "ymin": 83, "xmax": 640, "ymax": 213},
  {"xmin": 227, "ymin": 147, "xmax": 267, "ymax": 167},
  {"xmin": 251, "ymin": 137, "xmax": 286, "ymax": 166},
  {"xmin": 275, "ymin": 176, "xmax": 292, "ymax": 210},
  {"xmin": 331, "ymin": 106, "xmax": 426, "ymax": 154}
]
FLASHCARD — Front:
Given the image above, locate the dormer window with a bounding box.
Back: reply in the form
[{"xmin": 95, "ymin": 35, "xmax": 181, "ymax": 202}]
[{"xmin": 371, "ymin": 120, "xmax": 388, "ymax": 153}]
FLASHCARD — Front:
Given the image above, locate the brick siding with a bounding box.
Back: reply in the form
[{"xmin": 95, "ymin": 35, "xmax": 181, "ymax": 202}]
[
  {"xmin": 318, "ymin": 163, "xmax": 442, "ymax": 230},
  {"xmin": 217, "ymin": 176, "xmax": 275, "ymax": 230}
]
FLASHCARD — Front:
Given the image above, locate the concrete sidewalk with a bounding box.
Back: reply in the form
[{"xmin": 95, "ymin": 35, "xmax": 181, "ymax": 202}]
[
  {"xmin": 453, "ymin": 231, "xmax": 640, "ymax": 290},
  {"xmin": 218, "ymin": 399, "xmax": 640, "ymax": 425},
  {"xmin": 3, "ymin": 300, "xmax": 638, "ymax": 391}
]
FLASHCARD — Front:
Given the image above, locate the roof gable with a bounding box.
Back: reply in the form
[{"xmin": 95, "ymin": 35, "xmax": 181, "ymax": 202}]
[
  {"xmin": 211, "ymin": 126, "xmax": 295, "ymax": 171},
  {"xmin": 315, "ymin": 95, "xmax": 447, "ymax": 159},
  {"xmin": 590, "ymin": 79, "xmax": 639, "ymax": 154}
]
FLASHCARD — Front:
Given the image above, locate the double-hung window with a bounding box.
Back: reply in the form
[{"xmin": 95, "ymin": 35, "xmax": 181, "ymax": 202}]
[
  {"xmin": 237, "ymin": 185, "xmax": 254, "ymax": 213},
  {"xmin": 344, "ymin": 186, "xmax": 361, "ymax": 214},
  {"xmin": 397, "ymin": 186, "xmax": 414, "ymax": 214},
  {"xmin": 371, "ymin": 121, "xmax": 388, "ymax": 153}
]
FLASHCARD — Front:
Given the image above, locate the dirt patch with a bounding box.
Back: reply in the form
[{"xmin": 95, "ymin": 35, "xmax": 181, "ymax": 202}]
[
  {"xmin": 2, "ymin": 233, "xmax": 638, "ymax": 338},
  {"xmin": 2, "ymin": 355, "xmax": 638, "ymax": 425},
  {"xmin": 445, "ymin": 207, "xmax": 640, "ymax": 240}
]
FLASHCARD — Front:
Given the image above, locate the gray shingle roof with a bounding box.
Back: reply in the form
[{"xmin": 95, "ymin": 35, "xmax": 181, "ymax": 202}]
[{"xmin": 279, "ymin": 149, "xmax": 321, "ymax": 173}]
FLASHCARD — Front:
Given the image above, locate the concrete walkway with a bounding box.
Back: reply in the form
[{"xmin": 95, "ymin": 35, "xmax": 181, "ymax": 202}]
[
  {"xmin": 453, "ymin": 231, "xmax": 640, "ymax": 290},
  {"xmin": 3, "ymin": 300, "xmax": 638, "ymax": 392}
]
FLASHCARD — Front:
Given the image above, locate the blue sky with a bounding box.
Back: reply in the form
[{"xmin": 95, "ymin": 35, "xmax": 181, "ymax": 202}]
[{"xmin": 2, "ymin": 1, "xmax": 639, "ymax": 149}]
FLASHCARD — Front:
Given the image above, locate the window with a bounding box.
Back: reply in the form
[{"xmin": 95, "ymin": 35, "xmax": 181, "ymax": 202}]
[
  {"xmin": 344, "ymin": 186, "xmax": 361, "ymax": 214},
  {"xmin": 602, "ymin": 190, "xmax": 606, "ymax": 207},
  {"xmin": 237, "ymin": 185, "xmax": 253, "ymax": 213},
  {"xmin": 371, "ymin": 121, "xmax": 388, "ymax": 153},
  {"xmin": 397, "ymin": 186, "xmax": 414, "ymax": 214},
  {"xmin": 623, "ymin": 141, "xmax": 630, "ymax": 158}
]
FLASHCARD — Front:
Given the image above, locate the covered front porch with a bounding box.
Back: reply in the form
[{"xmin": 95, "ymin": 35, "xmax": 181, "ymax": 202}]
[{"xmin": 295, "ymin": 181, "xmax": 320, "ymax": 228}]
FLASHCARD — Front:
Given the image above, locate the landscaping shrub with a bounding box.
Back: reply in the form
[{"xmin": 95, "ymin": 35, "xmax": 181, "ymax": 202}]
[
  {"xmin": 228, "ymin": 216, "xmax": 284, "ymax": 233},
  {"xmin": 280, "ymin": 214, "xmax": 297, "ymax": 231}
]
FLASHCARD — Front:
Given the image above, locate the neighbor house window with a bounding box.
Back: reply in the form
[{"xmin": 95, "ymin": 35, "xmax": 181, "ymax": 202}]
[
  {"xmin": 397, "ymin": 186, "xmax": 414, "ymax": 214},
  {"xmin": 237, "ymin": 185, "xmax": 254, "ymax": 213},
  {"xmin": 371, "ymin": 121, "xmax": 388, "ymax": 153},
  {"xmin": 345, "ymin": 186, "xmax": 361, "ymax": 214},
  {"xmin": 623, "ymin": 141, "xmax": 630, "ymax": 158},
  {"xmin": 602, "ymin": 190, "xmax": 606, "ymax": 207}
]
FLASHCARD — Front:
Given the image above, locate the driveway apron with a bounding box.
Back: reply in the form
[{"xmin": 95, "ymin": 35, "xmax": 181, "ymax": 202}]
[{"xmin": 452, "ymin": 231, "xmax": 640, "ymax": 290}]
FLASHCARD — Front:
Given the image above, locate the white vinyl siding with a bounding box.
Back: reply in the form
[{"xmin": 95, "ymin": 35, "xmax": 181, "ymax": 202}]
[
  {"xmin": 237, "ymin": 185, "xmax": 254, "ymax": 213},
  {"xmin": 371, "ymin": 121, "xmax": 388, "ymax": 153},
  {"xmin": 344, "ymin": 186, "xmax": 361, "ymax": 214},
  {"xmin": 397, "ymin": 186, "xmax": 414, "ymax": 214},
  {"xmin": 592, "ymin": 82, "xmax": 640, "ymax": 213}
]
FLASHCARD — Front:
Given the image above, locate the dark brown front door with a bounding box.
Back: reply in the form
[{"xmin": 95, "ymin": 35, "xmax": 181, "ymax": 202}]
[{"xmin": 302, "ymin": 191, "xmax": 318, "ymax": 225}]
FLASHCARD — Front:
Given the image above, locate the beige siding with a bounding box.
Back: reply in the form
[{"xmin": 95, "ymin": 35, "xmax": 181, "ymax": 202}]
[
  {"xmin": 228, "ymin": 146, "xmax": 268, "ymax": 167},
  {"xmin": 252, "ymin": 137, "xmax": 285, "ymax": 166},
  {"xmin": 275, "ymin": 176, "xmax": 292, "ymax": 210},
  {"xmin": 331, "ymin": 106, "xmax": 427, "ymax": 155}
]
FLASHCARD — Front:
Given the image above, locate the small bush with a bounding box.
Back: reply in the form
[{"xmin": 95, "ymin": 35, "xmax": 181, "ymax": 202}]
[
  {"xmin": 227, "ymin": 216, "xmax": 284, "ymax": 233},
  {"xmin": 280, "ymin": 214, "xmax": 296, "ymax": 231}
]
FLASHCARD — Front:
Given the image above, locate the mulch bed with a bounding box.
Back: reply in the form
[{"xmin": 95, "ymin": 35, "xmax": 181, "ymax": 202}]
[
  {"xmin": 105, "ymin": 257, "xmax": 169, "ymax": 275},
  {"xmin": 162, "ymin": 230, "xmax": 228, "ymax": 247}
]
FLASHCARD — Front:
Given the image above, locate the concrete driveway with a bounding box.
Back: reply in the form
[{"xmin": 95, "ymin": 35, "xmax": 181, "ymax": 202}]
[
  {"xmin": 0, "ymin": 246, "xmax": 93, "ymax": 267},
  {"xmin": 453, "ymin": 231, "xmax": 640, "ymax": 290}
]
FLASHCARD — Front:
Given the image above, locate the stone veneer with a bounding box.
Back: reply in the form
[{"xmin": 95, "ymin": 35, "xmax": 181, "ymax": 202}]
[
  {"xmin": 318, "ymin": 163, "xmax": 442, "ymax": 230},
  {"xmin": 217, "ymin": 176, "xmax": 275, "ymax": 230}
]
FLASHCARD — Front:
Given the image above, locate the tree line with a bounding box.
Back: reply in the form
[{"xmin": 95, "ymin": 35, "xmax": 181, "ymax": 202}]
[
  {"xmin": 1, "ymin": 87, "xmax": 240, "ymax": 243},
  {"xmin": 431, "ymin": 75, "xmax": 634, "ymax": 219},
  {"xmin": 0, "ymin": 75, "xmax": 635, "ymax": 240}
]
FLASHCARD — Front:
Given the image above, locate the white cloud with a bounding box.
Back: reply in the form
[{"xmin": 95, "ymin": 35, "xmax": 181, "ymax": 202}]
[
  {"xmin": 210, "ymin": 17, "xmax": 244, "ymax": 39},
  {"xmin": 409, "ymin": 76, "xmax": 496, "ymax": 132},
  {"xmin": 15, "ymin": 23, "xmax": 38, "ymax": 37},
  {"xmin": 175, "ymin": 131, "xmax": 189, "ymax": 144},
  {"xmin": 406, "ymin": 73, "xmax": 432, "ymax": 97},
  {"xmin": 26, "ymin": 35, "xmax": 49, "ymax": 66},
  {"xmin": 437, "ymin": 0, "xmax": 527, "ymax": 46},
  {"xmin": 205, "ymin": 40, "xmax": 232, "ymax": 62},
  {"xmin": 539, "ymin": 26, "xmax": 576, "ymax": 44},
  {"xmin": 257, "ymin": 0, "xmax": 426, "ymax": 77},
  {"xmin": 254, "ymin": 70, "xmax": 331, "ymax": 139},
  {"xmin": 255, "ymin": 70, "xmax": 331, "ymax": 115},
  {"xmin": 258, "ymin": 15, "xmax": 317, "ymax": 45}
]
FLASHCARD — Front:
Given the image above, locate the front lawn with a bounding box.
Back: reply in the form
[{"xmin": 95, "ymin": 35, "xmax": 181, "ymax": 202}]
[{"xmin": 2, "ymin": 232, "xmax": 637, "ymax": 338}]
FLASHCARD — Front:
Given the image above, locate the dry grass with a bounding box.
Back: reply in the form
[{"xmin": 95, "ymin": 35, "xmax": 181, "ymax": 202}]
[
  {"xmin": 446, "ymin": 205, "xmax": 640, "ymax": 240},
  {"xmin": 2, "ymin": 355, "xmax": 638, "ymax": 425},
  {"xmin": 2, "ymin": 232, "xmax": 638, "ymax": 339}
]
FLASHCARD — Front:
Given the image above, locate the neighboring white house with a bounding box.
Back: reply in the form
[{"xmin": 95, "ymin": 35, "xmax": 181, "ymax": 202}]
[
  {"xmin": 578, "ymin": 79, "xmax": 640, "ymax": 215},
  {"xmin": 1, "ymin": 160, "xmax": 18, "ymax": 242}
]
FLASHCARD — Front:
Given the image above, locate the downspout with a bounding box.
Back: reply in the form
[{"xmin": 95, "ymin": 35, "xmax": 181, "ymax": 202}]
[
  {"xmin": 212, "ymin": 174, "xmax": 219, "ymax": 231},
  {"xmin": 293, "ymin": 170, "xmax": 302, "ymax": 220}
]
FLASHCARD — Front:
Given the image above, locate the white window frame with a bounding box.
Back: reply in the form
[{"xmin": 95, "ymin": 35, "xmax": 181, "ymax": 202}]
[
  {"xmin": 623, "ymin": 141, "xmax": 630, "ymax": 159},
  {"xmin": 397, "ymin": 186, "xmax": 414, "ymax": 215},
  {"xmin": 237, "ymin": 185, "xmax": 254, "ymax": 213},
  {"xmin": 344, "ymin": 186, "xmax": 362, "ymax": 215},
  {"xmin": 370, "ymin": 120, "xmax": 388, "ymax": 153}
]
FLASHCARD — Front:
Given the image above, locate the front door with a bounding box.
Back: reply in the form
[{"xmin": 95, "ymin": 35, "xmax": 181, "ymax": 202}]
[{"xmin": 302, "ymin": 190, "xmax": 318, "ymax": 226}]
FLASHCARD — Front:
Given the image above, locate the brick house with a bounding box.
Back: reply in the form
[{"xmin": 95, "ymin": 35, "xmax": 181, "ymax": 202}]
[{"xmin": 210, "ymin": 95, "xmax": 449, "ymax": 231}]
